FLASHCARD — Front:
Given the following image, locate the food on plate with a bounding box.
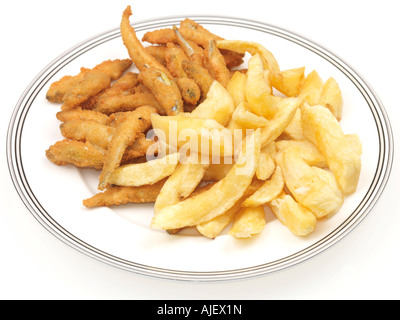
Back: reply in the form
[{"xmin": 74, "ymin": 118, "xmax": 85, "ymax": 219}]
[
  {"xmin": 150, "ymin": 130, "xmax": 261, "ymax": 230},
  {"xmin": 46, "ymin": 59, "xmax": 132, "ymax": 103},
  {"xmin": 45, "ymin": 5, "xmax": 362, "ymax": 241},
  {"xmin": 229, "ymin": 205, "xmax": 266, "ymax": 238},
  {"xmin": 242, "ymin": 165, "xmax": 284, "ymax": 207},
  {"xmin": 83, "ymin": 178, "xmax": 167, "ymax": 207},
  {"xmin": 98, "ymin": 106, "xmax": 156, "ymax": 190},
  {"xmin": 269, "ymin": 191, "xmax": 317, "ymax": 236},
  {"xmin": 46, "ymin": 139, "xmax": 105, "ymax": 169},
  {"xmin": 301, "ymin": 103, "xmax": 361, "ymax": 194},
  {"xmin": 106, "ymin": 152, "xmax": 179, "ymax": 187},
  {"xmin": 138, "ymin": 67, "xmax": 183, "ymax": 115}
]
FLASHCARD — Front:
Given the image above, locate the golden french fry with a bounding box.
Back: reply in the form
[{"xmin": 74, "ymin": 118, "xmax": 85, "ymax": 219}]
[
  {"xmin": 259, "ymin": 97, "xmax": 301, "ymax": 147},
  {"xmin": 190, "ymin": 80, "xmax": 235, "ymax": 126},
  {"xmin": 230, "ymin": 101, "xmax": 269, "ymax": 129},
  {"xmin": 245, "ymin": 53, "xmax": 278, "ymax": 118},
  {"xmin": 280, "ymin": 145, "xmax": 343, "ymax": 218},
  {"xmin": 298, "ymin": 70, "xmax": 323, "ymax": 105},
  {"xmin": 154, "ymin": 162, "xmax": 209, "ymax": 212},
  {"xmin": 255, "ymin": 142, "xmax": 276, "ymax": 180},
  {"xmin": 281, "ymin": 109, "xmax": 305, "ymax": 140},
  {"xmin": 227, "ymin": 71, "xmax": 247, "ymax": 107},
  {"xmin": 269, "ymin": 191, "xmax": 317, "ymax": 236},
  {"xmin": 216, "ymin": 40, "xmax": 280, "ymax": 82},
  {"xmin": 229, "ymin": 206, "xmax": 266, "ymax": 238},
  {"xmin": 151, "ymin": 113, "xmax": 235, "ymax": 157},
  {"xmin": 301, "ymin": 103, "xmax": 361, "ymax": 194},
  {"xmin": 320, "ymin": 77, "xmax": 343, "ymax": 120},
  {"xmin": 107, "ymin": 153, "xmax": 179, "ymax": 187},
  {"xmin": 274, "ymin": 67, "xmax": 305, "ymax": 97},
  {"xmin": 196, "ymin": 199, "xmax": 242, "ymax": 239},
  {"xmin": 275, "ymin": 139, "xmax": 327, "ymax": 168},
  {"xmin": 150, "ymin": 130, "xmax": 261, "ymax": 230},
  {"xmin": 242, "ymin": 165, "xmax": 284, "ymax": 207}
]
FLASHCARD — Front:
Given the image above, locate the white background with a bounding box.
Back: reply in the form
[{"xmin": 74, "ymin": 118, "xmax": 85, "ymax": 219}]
[{"xmin": 1, "ymin": 0, "xmax": 399, "ymax": 300}]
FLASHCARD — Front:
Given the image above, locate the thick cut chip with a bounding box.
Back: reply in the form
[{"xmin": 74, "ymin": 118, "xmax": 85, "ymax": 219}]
[
  {"xmin": 190, "ymin": 81, "xmax": 235, "ymax": 126},
  {"xmin": 216, "ymin": 40, "xmax": 280, "ymax": 84},
  {"xmin": 298, "ymin": 70, "xmax": 323, "ymax": 105},
  {"xmin": 227, "ymin": 71, "xmax": 247, "ymax": 107},
  {"xmin": 196, "ymin": 179, "xmax": 264, "ymax": 238},
  {"xmin": 275, "ymin": 139, "xmax": 327, "ymax": 168},
  {"xmin": 150, "ymin": 130, "xmax": 261, "ymax": 230},
  {"xmin": 230, "ymin": 101, "xmax": 269, "ymax": 129},
  {"xmin": 301, "ymin": 103, "xmax": 361, "ymax": 194},
  {"xmin": 274, "ymin": 67, "xmax": 305, "ymax": 97},
  {"xmin": 242, "ymin": 165, "xmax": 284, "ymax": 207},
  {"xmin": 320, "ymin": 77, "xmax": 343, "ymax": 120},
  {"xmin": 106, "ymin": 153, "xmax": 179, "ymax": 187},
  {"xmin": 196, "ymin": 198, "xmax": 242, "ymax": 239},
  {"xmin": 229, "ymin": 206, "xmax": 266, "ymax": 238},
  {"xmin": 259, "ymin": 97, "xmax": 301, "ymax": 147},
  {"xmin": 280, "ymin": 145, "xmax": 343, "ymax": 218},
  {"xmin": 154, "ymin": 162, "xmax": 209, "ymax": 213},
  {"xmin": 269, "ymin": 192, "xmax": 317, "ymax": 236},
  {"xmin": 245, "ymin": 53, "xmax": 278, "ymax": 118},
  {"xmin": 282, "ymin": 109, "xmax": 305, "ymax": 140},
  {"xmin": 151, "ymin": 113, "xmax": 235, "ymax": 157},
  {"xmin": 255, "ymin": 142, "xmax": 276, "ymax": 180}
]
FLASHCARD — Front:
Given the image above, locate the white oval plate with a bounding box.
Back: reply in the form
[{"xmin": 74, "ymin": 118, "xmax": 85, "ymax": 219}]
[{"xmin": 7, "ymin": 16, "xmax": 393, "ymax": 281}]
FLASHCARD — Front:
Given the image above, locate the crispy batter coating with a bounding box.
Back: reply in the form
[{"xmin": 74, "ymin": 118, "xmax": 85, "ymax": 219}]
[
  {"xmin": 46, "ymin": 139, "xmax": 104, "ymax": 169},
  {"xmin": 138, "ymin": 67, "xmax": 183, "ymax": 115},
  {"xmin": 165, "ymin": 43, "xmax": 188, "ymax": 78},
  {"xmin": 173, "ymin": 26, "xmax": 205, "ymax": 66},
  {"xmin": 46, "ymin": 59, "xmax": 132, "ymax": 103},
  {"xmin": 181, "ymin": 59, "xmax": 214, "ymax": 99},
  {"xmin": 56, "ymin": 107, "xmax": 111, "ymax": 124},
  {"xmin": 142, "ymin": 28, "xmax": 176, "ymax": 44},
  {"xmin": 91, "ymin": 59, "xmax": 132, "ymax": 81},
  {"xmin": 144, "ymin": 45, "xmax": 168, "ymax": 65},
  {"xmin": 205, "ymin": 40, "xmax": 231, "ymax": 88},
  {"xmin": 121, "ymin": 134, "xmax": 157, "ymax": 164},
  {"xmin": 98, "ymin": 106, "xmax": 156, "ymax": 190},
  {"xmin": 59, "ymin": 120, "xmax": 115, "ymax": 149},
  {"xmin": 120, "ymin": 6, "xmax": 172, "ymax": 77},
  {"xmin": 83, "ymin": 178, "xmax": 167, "ymax": 207},
  {"xmin": 61, "ymin": 71, "xmax": 111, "ymax": 110},
  {"xmin": 93, "ymin": 91, "xmax": 162, "ymax": 115},
  {"xmin": 176, "ymin": 77, "xmax": 201, "ymax": 105}
]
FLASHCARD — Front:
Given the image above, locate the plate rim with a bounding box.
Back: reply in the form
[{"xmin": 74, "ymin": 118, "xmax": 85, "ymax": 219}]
[{"xmin": 6, "ymin": 15, "xmax": 394, "ymax": 282}]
